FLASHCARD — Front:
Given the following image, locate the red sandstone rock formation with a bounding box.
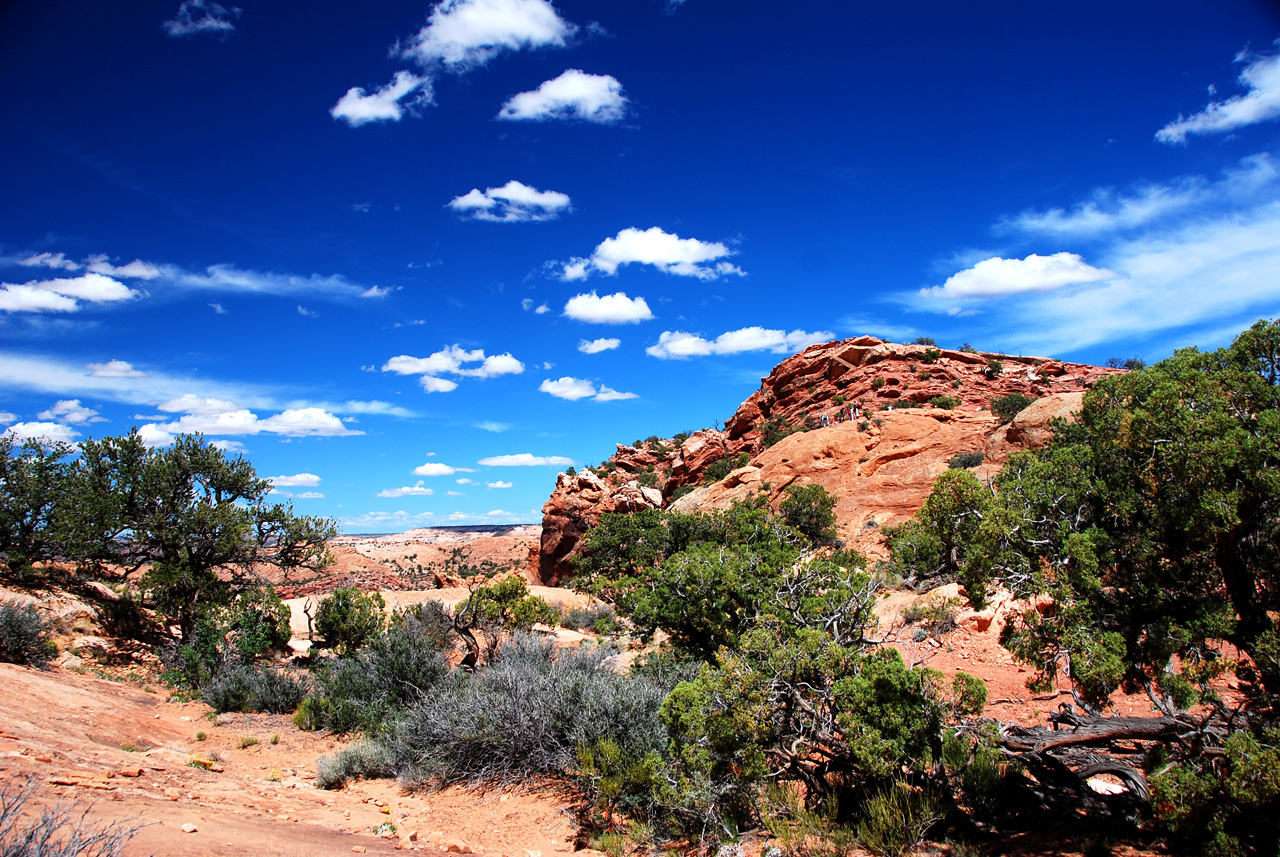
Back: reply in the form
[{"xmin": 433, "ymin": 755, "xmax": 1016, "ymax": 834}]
[{"xmin": 535, "ymin": 336, "xmax": 1120, "ymax": 583}]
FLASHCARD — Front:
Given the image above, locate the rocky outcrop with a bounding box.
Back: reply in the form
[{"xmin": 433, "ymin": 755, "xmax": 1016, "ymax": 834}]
[{"xmin": 535, "ymin": 337, "xmax": 1120, "ymax": 582}]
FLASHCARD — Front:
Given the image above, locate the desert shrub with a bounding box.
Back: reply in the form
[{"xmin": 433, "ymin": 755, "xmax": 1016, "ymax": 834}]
[
  {"xmin": 777, "ymin": 483, "xmax": 838, "ymax": 545},
  {"xmin": 672, "ymin": 432, "xmax": 691, "ymax": 447},
  {"xmin": 762, "ymin": 417, "xmax": 805, "ymax": 448},
  {"xmin": 314, "ymin": 586, "xmax": 386, "ymax": 656},
  {"xmin": 920, "ymin": 347, "xmax": 942, "ymax": 364},
  {"xmin": 913, "ymin": 337, "xmax": 937, "ymax": 346},
  {"xmin": 562, "ymin": 603, "xmax": 618, "ymax": 633},
  {"xmin": 0, "ymin": 777, "xmax": 139, "ymax": 857},
  {"xmin": 833, "ymin": 394, "xmax": 846, "ymax": 405},
  {"xmin": 901, "ymin": 596, "xmax": 961, "ymax": 635},
  {"xmin": 947, "ymin": 451, "xmax": 984, "ymax": 469},
  {"xmin": 958, "ymin": 342, "xmax": 977, "ymax": 353},
  {"xmin": 929, "ymin": 395, "xmax": 960, "ymax": 410},
  {"xmin": 227, "ymin": 587, "xmax": 291, "ymax": 659},
  {"xmin": 983, "ymin": 359, "xmax": 1004, "ymax": 379},
  {"xmin": 564, "ymin": 466, "xmax": 577, "ymax": 477},
  {"xmin": 870, "ymin": 377, "xmax": 886, "ymax": 390},
  {"xmin": 1149, "ymin": 728, "xmax": 1280, "ymax": 856},
  {"xmin": 307, "ymin": 603, "xmax": 454, "ymax": 733},
  {"xmin": 0, "ymin": 601, "xmax": 54, "ymax": 668},
  {"xmin": 989, "ymin": 393, "xmax": 1035, "ymax": 423},
  {"xmin": 385, "ymin": 634, "xmax": 673, "ymax": 789},
  {"xmin": 856, "ymin": 780, "xmax": 940, "ymax": 857},
  {"xmin": 702, "ymin": 456, "xmax": 738, "ymax": 484},
  {"xmin": 201, "ymin": 661, "xmax": 310, "ymax": 714},
  {"xmin": 1106, "ymin": 356, "xmax": 1146, "ymax": 371},
  {"xmin": 316, "ymin": 740, "xmax": 396, "ymax": 790},
  {"xmin": 951, "ymin": 379, "xmax": 962, "ymax": 389}
]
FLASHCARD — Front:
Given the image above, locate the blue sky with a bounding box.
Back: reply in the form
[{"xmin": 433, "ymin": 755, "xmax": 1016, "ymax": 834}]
[{"xmin": 2, "ymin": 0, "xmax": 1280, "ymax": 532}]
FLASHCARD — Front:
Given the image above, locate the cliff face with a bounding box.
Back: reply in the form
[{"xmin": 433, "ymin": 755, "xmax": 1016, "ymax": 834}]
[{"xmin": 536, "ymin": 336, "xmax": 1120, "ymax": 583}]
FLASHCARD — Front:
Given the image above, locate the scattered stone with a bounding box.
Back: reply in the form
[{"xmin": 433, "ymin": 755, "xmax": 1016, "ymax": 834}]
[
  {"xmin": 181, "ymin": 823, "xmax": 198, "ymax": 834},
  {"xmin": 116, "ymin": 767, "xmax": 142, "ymax": 778},
  {"xmin": 351, "ymin": 847, "xmax": 366, "ymax": 854},
  {"xmin": 442, "ymin": 839, "xmax": 474, "ymax": 854}
]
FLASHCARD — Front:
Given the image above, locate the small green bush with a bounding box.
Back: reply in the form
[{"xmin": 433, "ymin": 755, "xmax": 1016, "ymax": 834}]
[
  {"xmin": 201, "ymin": 661, "xmax": 310, "ymax": 714},
  {"xmin": 562, "ymin": 603, "xmax": 618, "ymax": 633},
  {"xmin": 920, "ymin": 347, "xmax": 942, "ymax": 364},
  {"xmin": 672, "ymin": 432, "xmax": 690, "ymax": 447},
  {"xmin": 856, "ymin": 781, "xmax": 940, "ymax": 857},
  {"xmin": 959, "ymin": 342, "xmax": 977, "ymax": 353},
  {"xmin": 928, "ymin": 396, "xmax": 960, "ymax": 410},
  {"xmin": 989, "ymin": 393, "xmax": 1036, "ymax": 423},
  {"xmin": 778, "ymin": 483, "xmax": 838, "ymax": 545},
  {"xmin": 870, "ymin": 377, "xmax": 886, "ymax": 390},
  {"xmin": 983, "ymin": 359, "xmax": 1004, "ymax": 380},
  {"xmin": 314, "ymin": 587, "xmax": 386, "ymax": 656},
  {"xmin": 0, "ymin": 601, "xmax": 55, "ymax": 668},
  {"xmin": 913, "ymin": 337, "xmax": 936, "ymax": 346},
  {"xmin": 947, "ymin": 451, "xmax": 984, "ymax": 469},
  {"xmin": 316, "ymin": 740, "xmax": 396, "ymax": 790},
  {"xmin": 950, "ymin": 379, "xmax": 962, "ymax": 389}
]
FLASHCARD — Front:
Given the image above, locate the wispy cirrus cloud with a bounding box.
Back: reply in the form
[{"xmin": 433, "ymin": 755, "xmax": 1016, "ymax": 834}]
[
  {"xmin": 477, "ymin": 452, "xmax": 576, "ymax": 466},
  {"xmin": 910, "ymin": 154, "xmax": 1280, "ymax": 356},
  {"xmin": 558, "ymin": 227, "xmax": 744, "ymax": 281},
  {"xmin": 1157, "ymin": 42, "xmax": 1280, "ymax": 144},
  {"xmin": 448, "ymin": 180, "xmax": 571, "ymax": 222},
  {"xmin": 498, "ymin": 69, "xmax": 628, "ymax": 123},
  {"xmin": 162, "ymin": 0, "xmax": 240, "ymax": 37},
  {"xmin": 646, "ymin": 326, "xmax": 833, "ymax": 360}
]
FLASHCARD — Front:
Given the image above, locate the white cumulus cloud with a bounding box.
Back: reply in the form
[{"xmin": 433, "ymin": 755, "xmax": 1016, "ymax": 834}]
[
  {"xmin": 0, "ymin": 273, "xmax": 139, "ymax": 314},
  {"xmin": 332, "ymin": 71, "xmax": 433, "ymax": 128},
  {"xmin": 449, "ymin": 180, "xmax": 571, "ymax": 222},
  {"xmin": 1158, "ymin": 43, "xmax": 1280, "ymax": 144},
  {"xmin": 539, "ymin": 376, "xmax": 637, "ymax": 401},
  {"xmin": 378, "ymin": 481, "xmax": 435, "ymax": 498},
  {"xmin": 919, "ymin": 253, "xmax": 1117, "ymax": 303},
  {"xmin": 86, "ymin": 360, "xmax": 147, "ymax": 378},
  {"xmin": 477, "ymin": 453, "xmax": 576, "ymax": 466},
  {"xmin": 563, "ymin": 291, "xmax": 653, "ymax": 324},
  {"xmin": 382, "ymin": 344, "xmax": 524, "ymax": 393},
  {"xmin": 559, "ymin": 226, "xmax": 744, "ymax": 281},
  {"xmin": 269, "ymin": 473, "xmax": 322, "ymax": 487},
  {"xmin": 400, "ymin": 0, "xmax": 575, "ymax": 71},
  {"xmin": 413, "ymin": 461, "xmax": 475, "ymax": 476},
  {"xmin": 162, "ymin": 0, "xmax": 240, "ymax": 37},
  {"xmin": 498, "ymin": 69, "xmax": 628, "ymax": 123},
  {"xmin": 486, "ymin": 480, "xmax": 513, "ymax": 488},
  {"xmin": 646, "ymin": 327, "xmax": 833, "ymax": 360},
  {"xmin": 2, "ymin": 422, "xmax": 79, "ymax": 444},
  {"xmin": 578, "ymin": 337, "xmax": 620, "ymax": 353},
  {"xmin": 37, "ymin": 400, "xmax": 104, "ymax": 426}
]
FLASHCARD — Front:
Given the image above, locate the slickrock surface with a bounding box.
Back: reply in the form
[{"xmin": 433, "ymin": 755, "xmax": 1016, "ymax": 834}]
[{"xmin": 537, "ymin": 336, "xmax": 1119, "ymax": 582}]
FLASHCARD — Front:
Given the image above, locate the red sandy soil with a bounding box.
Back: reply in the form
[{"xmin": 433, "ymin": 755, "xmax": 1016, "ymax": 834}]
[{"xmin": 0, "ymin": 662, "xmax": 590, "ymax": 857}]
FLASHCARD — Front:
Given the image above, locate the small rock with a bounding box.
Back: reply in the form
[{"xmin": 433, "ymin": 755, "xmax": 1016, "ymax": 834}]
[
  {"xmin": 404, "ymin": 831, "xmax": 418, "ymax": 842},
  {"xmin": 351, "ymin": 848, "xmax": 366, "ymax": 854},
  {"xmin": 443, "ymin": 839, "xmax": 474, "ymax": 854},
  {"xmin": 116, "ymin": 767, "xmax": 142, "ymax": 778},
  {"xmin": 180, "ymin": 823, "xmax": 198, "ymax": 834},
  {"xmin": 164, "ymin": 788, "xmax": 181, "ymax": 800}
]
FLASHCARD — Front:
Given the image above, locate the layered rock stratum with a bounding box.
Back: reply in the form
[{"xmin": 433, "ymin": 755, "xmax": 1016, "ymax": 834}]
[{"xmin": 537, "ymin": 336, "xmax": 1120, "ymax": 582}]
